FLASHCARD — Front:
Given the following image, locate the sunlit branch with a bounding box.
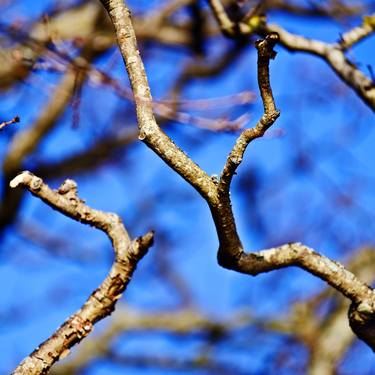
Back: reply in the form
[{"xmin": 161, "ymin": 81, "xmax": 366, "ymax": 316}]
[
  {"xmin": 264, "ymin": 22, "xmax": 375, "ymax": 110},
  {"xmin": 339, "ymin": 16, "xmax": 375, "ymax": 50},
  {"xmin": 10, "ymin": 171, "xmax": 153, "ymax": 375},
  {"xmin": 101, "ymin": 0, "xmax": 375, "ymax": 352},
  {"xmin": 0, "ymin": 116, "xmax": 20, "ymax": 131},
  {"xmin": 219, "ymin": 33, "xmax": 280, "ymax": 193},
  {"xmin": 99, "ymin": 0, "xmax": 217, "ymax": 201}
]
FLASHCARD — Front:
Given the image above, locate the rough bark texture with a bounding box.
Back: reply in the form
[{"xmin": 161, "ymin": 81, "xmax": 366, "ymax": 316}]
[
  {"xmin": 100, "ymin": 0, "xmax": 375, "ymax": 353},
  {"xmin": 10, "ymin": 172, "xmax": 153, "ymax": 374}
]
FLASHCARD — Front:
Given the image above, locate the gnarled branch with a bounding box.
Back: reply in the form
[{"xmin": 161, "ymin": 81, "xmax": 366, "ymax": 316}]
[
  {"xmin": 10, "ymin": 172, "xmax": 153, "ymax": 374},
  {"xmin": 100, "ymin": 0, "xmax": 375, "ymax": 352}
]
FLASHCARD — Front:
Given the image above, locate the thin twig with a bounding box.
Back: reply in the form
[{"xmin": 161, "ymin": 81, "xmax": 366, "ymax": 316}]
[
  {"xmin": 219, "ymin": 33, "xmax": 280, "ymax": 193},
  {"xmin": 207, "ymin": 0, "xmax": 375, "ymax": 110},
  {"xmin": 0, "ymin": 116, "xmax": 20, "ymax": 131}
]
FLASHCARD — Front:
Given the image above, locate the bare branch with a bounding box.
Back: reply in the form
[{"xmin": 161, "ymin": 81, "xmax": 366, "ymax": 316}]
[
  {"xmin": 265, "ymin": 23, "xmax": 375, "ymax": 110},
  {"xmin": 207, "ymin": 2, "xmax": 375, "ymax": 110},
  {"xmin": 99, "ymin": 0, "xmax": 217, "ymax": 201},
  {"xmin": 339, "ymin": 16, "xmax": 375, "ymax": 50},
  {"xmin": 101, "ymin": 0, "xmax": 375, "ymax": 351},
  {"xmin": 10, "ymin": 171, "xmax": 153, "ymax": 374},
  {"xmin": 219, "ymin": 33, "xmax": 280, "ymax": 193},
  {"xmin": 0, "ymin": 116, "xmax": 20, "ymax": 131},
  {"xmin": 52, "ymin": 305, "xmax": 250, "ymax": 375},
  {"xmin": 207, "ymin": 0, "xmax": 235, "ymax": 35}
]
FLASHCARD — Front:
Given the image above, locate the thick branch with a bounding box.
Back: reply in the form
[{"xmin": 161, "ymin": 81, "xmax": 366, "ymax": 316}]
[
  {"xmin": 207, "ymin": 6, "xmax": 375, "ymax": 350},
  {"xmin": 101, "ymin": 0, "xmax": 375, "ymax": 351},
  {"xmin": 10, "ymin": 172, "xmax": 153, "ymax": 374},
  {"xmin": 99, "ymin": 0, "xmax": 217, "ymax": 201}
]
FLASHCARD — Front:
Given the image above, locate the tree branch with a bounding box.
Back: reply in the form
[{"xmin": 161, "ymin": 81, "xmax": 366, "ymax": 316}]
[
  {"xmin": 219, "ymin": 33, "xmax": 280, "ymax": 193},
  {"xmin": 101, "ymin": 0, "xmax": 375, "ymax": 351},
  {"xmin": 339, "ymin": 15, "xmax": 375, "ymax": 50},
  {"xmin": 0, "ymin": 116, "xmax": 20, "ymax": 131},
  {"xmin": 99, "ymin": 0, "xmax": 217, "ymax": 201},
  {"xmin": 265, "ymin": 23, "xmax": 375, "ymax": 111},
  {"xmin": 10, "ymin": 171, "xmax": 153, "ymax": 374},
  {"xmin": 207, "ymin": 1, "xmax": 375, "ymax": 110}
]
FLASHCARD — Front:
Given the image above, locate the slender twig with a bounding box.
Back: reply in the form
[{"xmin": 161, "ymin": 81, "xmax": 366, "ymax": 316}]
[
  {"xmin": 0, "ymin": 116, "xmax": 20, "ymax": 131},
  {"xmin": 339, "ymin": 17, "xmax": 375, "ymax": 50},
  {"xmin": 207, "ymin": 0, "xmax": 375, "ymax": 110},
  {"xmin": 99, "ymin": 0, "xmax": 217, "ymax": 201},
  {"xmin": 264, "ymin": 23, "xmax": 375, "ymax": 110},
  {"xmin": 10, "ymin": 172, "xmax": 153, "ymax": 375},
  {"xmin": 207, "ymin": 0, "xmax": 235, "ymax": 35}
]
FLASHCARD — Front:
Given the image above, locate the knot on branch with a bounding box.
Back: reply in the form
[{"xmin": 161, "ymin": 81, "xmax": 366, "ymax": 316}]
[
  {"xmin": 255, "ymin": 33, "xmax": 279, "ymax": 59},
  {"xmin": 58, "ymin": 179, "xmax": 77, "ymax": 195},
  {"xmin": 58, "ymin": 178, "xmax": 84, "ymax": 208},
  {"xmin": 259, "ymin": 110, "xmax": 281, "ymax": 129},
  {"xmin": 10, "ymin": 171, "xmax": 42, "ymax": 191},
  {"xmin": 349, "ymin": 301, "xmax": 375, "ymax": 352},
  {"xmin": 132, "ymin": 231, "xmax": 155, "ymax": 260}
]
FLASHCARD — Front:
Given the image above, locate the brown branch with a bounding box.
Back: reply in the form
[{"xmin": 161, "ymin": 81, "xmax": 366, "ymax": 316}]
[
  {"xmin": 263, "ymin": 247, "xmax": 375, "ymax": 373},
  {"xmin": 264, "ymin": 22, "xmax": 375, "ymax": 110},
  {"xmin": 101, "ymin": 0, "xmax": 375, "ymax": 351},
  {"xmin": 219, "ymin": 33, "xmax": 280, "ymax": 193},
  {"xmin": 10, "ymin": 171, "xmax": 153, "ymax": 374},
  {"xmin": 207, "ymin": 1, "xmax": 375, "ymax": 110},
  {"xmin": 307, "ymin": 247, "xmax": 375, "ymax": 374},
  {"xmin": 99, "ymin": 0, "xmax": 217, "ymax": 201},
  {"xmin": 202, "ymin": 33, "xmax": 280, "ymax": 261}
]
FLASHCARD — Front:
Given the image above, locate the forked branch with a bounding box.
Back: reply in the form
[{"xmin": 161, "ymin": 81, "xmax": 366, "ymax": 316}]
[
  {"xmin": 10, "ymin": 172, "xmax": 153, "ymax": 374},
  {"xmin": 207, "ymin": 0, "xmax": 375, "ymax": 110},
  {"xmin": 99, "ymin": 0, "xmax": 217, "ymax": 201},
  {"xmin": 100, "ymin": 0, "xmax": 375, "ymax": 352}
]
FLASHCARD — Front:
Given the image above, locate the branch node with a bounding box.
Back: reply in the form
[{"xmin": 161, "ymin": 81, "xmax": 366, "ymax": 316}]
[{"xmin": 58, "ymin": 179, "xmax": 78, "ymax": 195}]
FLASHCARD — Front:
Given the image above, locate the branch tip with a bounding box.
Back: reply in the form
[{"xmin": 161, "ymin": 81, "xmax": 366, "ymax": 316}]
[{"xmin": 9, "ymin": 171, "xmax": 33, "ymax": 188}]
